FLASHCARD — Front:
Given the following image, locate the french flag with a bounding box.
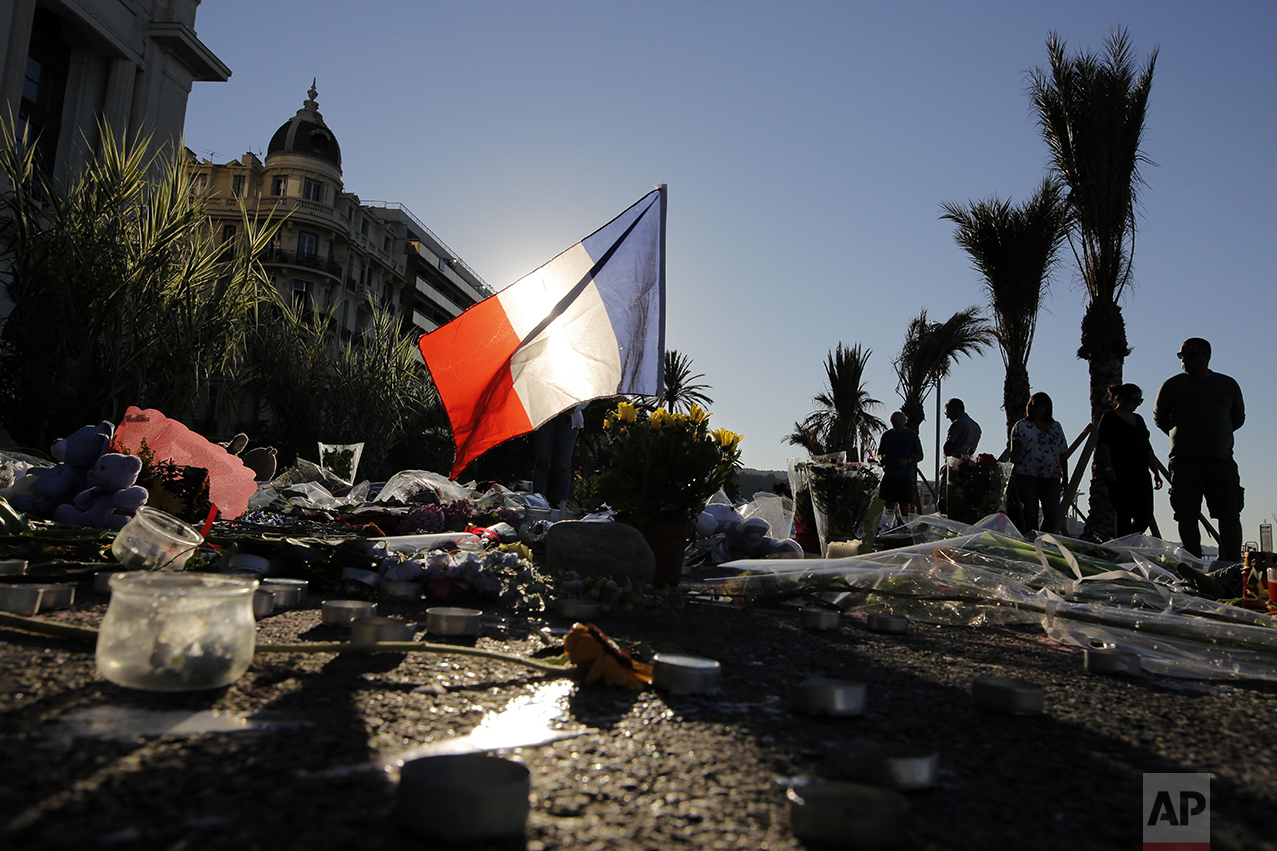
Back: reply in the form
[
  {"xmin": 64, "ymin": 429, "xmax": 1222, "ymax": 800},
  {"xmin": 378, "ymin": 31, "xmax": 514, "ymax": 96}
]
[{"xmin": 419, "ymin": 186, "xmax": 666, "ymax": 478}]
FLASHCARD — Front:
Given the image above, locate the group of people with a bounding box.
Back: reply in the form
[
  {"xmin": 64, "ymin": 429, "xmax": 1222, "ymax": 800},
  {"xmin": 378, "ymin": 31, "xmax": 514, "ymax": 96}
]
[{"xmin": 874, "ymin": 337, "xmax": 1246, "ymax": 562}]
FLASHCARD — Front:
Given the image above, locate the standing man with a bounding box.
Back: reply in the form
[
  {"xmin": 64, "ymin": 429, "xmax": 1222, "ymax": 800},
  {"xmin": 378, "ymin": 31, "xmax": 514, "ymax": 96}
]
[
  {"xmin": 1153, "ymin": 338, "xmax": 1245, "ymax": 562},
  {"xmin": 878, "ymin": 411, "xmax": 924, "ymax": 518},
  {"xmin": 942, "ymin": 398, "xmax": 981, "ymax": 458},
  {"xmin": 940, "ymin": 398, "xmax": 981, "ymax": 514}
]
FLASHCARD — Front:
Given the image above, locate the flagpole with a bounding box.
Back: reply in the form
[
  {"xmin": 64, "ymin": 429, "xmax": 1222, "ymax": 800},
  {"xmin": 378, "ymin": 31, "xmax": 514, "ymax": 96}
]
[{"xmin": 656, "ymin": 183, "xmax": 667, "ymax": 401}]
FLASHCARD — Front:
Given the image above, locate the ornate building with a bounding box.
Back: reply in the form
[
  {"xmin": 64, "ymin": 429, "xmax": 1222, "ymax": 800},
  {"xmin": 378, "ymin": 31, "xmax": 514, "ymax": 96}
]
[
  {"xmin": 1, "ymin": 0, "xmax": 228, "ymax": 182},
  {"xmin": 187, "ymin": 84, "xmax": 491, "ymax": 344}
]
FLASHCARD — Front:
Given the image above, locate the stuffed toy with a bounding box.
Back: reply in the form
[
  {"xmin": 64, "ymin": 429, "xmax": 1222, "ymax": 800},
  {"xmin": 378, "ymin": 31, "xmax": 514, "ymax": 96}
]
[
  {"xmin": 694, "ymin": 502, "xmax": 804, "ymax": 562},
  {"xmin": 53, "ymin": 453, "xmax": 148, "ymax": 530},
  {"xmin": 3, "ymin": 421, "xmax": 115, "ymax": 517},
  {"xmin": 220, "ymin": 433, "xmax": 278, "ymax": 482}
]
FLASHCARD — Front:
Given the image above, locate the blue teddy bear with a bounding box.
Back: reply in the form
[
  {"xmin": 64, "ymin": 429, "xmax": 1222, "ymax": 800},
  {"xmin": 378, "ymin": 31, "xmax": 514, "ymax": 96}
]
[{"xmin": 4, "ymin": 421, "xmax": 115, "ymax": 518}]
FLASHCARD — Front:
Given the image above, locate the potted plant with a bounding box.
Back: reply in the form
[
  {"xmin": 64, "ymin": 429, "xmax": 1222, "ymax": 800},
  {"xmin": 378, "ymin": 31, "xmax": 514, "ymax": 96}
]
[{"xmin": 595, "ymin": 401, "xmax": 742, "ymax": 585}]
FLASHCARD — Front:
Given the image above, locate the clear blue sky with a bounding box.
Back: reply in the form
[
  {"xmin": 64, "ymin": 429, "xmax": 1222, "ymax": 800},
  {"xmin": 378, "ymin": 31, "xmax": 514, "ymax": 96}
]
[{"xmin": 185, "ymin": 0, "xmax": 1277, "ymax": 548}]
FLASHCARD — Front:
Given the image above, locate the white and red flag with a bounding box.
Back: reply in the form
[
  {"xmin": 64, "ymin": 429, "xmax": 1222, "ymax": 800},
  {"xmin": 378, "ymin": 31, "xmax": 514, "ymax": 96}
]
[{"xmin": 419, "ymin": 186, "xmax": 666, "ymax": 478}]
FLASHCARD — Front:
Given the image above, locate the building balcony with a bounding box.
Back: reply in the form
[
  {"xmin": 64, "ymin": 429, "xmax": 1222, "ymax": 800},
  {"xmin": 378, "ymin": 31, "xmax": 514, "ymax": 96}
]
[{"xmin": 259, "ymin": 248, "xmax": 344, "ymax": 280}]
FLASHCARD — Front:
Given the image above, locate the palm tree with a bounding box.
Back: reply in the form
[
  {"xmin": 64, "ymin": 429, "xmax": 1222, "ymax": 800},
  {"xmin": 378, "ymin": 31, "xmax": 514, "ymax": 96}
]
[
  {"xmin": 892, "ymin": 307, "xmax": 994, "ymax": 432},
  {"xmin": 786, "ymin": 343, "xmax": 885, "ymax": 459},
  {"xmin": 940, "ymin": 177, "xmax": 1069, "ymax": 449},
  {"xmin": 1029, "ymin": 28, "xmax": 1156, "ymax": 537},
  {"xmin": 661, "ymin": 349, "xmax": 713, "ymax": 413}
]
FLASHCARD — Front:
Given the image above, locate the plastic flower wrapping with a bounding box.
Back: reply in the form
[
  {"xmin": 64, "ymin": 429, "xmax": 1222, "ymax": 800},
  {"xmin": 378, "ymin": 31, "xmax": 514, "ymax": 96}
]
[
  {"xmin": 595, "ymin": 402, "xmax": 742, "ymax": 528},
  {"xmin": 945, "ymin": 454, "xmax": 1013, "ymax": 525},
  {"xmin": 799, "ymin": 459, "xmax": 883, "ymax": 554}
]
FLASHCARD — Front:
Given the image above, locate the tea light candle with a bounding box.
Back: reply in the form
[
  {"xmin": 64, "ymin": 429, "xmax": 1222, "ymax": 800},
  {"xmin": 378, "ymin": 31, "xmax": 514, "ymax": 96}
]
[
  {"xmin": 651, "ymin": 653, "xmax": 722, "ymax": 695},
  {"xmin": 396, "ymin": 754, "xmax": 530, "ymax": 842},
  {"xmin": 425, "ymin": 607, "xmax": 481, "ymax": 637},
  {"xmin": 351, "ymin": 616, "xmax": 416, "ymax": 643},
  {"xmin": 1084, "ymin": 648, "xmax": 1142, "ymax": 676},
  {"xmin": 27, "ymin": 583, "xmax": 74, "ymax": 611},
  {"xmin": 252, "ymin": 589, "xmax": 275, "ymax": 619},
  {"xmin": 834, "ymin": 740, "xmax": 939, "ymax": 790},
  {"xmin": 791, "ymin": 677, "xmax": 866, "ymax": 716},
  {"xmin": 322, "ymin": 599, "xmax": 377, "ymax": 626},
  {"xmin": 0, "ymin": 585, "xmax": 43, "ymax": 616},
  {"xmin": 800, "ymin": 607, "xmax": 840, "ymax": 630},
  {"xmin": 824, "ymin": 540, "xmax": 861, "ymax": 559},
  {"xmin": 866, "ymin": 613, "xmax": 909, "ymax": 634},
  {"xmin": 971, "ymin": 674, "xmax": 1045, "ymax": 715},
  {"xmin": 787, "ymin": 782, "xmax": 910, "ymax": 848},
  {"xmin": 260, "ymin": 579, "xmax": 305, "ymax": 608}
]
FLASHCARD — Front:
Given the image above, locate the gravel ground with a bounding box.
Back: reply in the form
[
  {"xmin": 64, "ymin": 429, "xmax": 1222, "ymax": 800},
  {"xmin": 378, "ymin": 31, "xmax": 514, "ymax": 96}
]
[{"xmin": 3, "ymin": 575, "xmax": 1276, "ymax": 851}]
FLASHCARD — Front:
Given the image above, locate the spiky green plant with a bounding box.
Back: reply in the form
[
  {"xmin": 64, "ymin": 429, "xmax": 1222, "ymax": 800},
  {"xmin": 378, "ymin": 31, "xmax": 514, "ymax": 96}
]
[{"xmin": 0, "ymin": 117, "xmax": 279, "ymax": 449}]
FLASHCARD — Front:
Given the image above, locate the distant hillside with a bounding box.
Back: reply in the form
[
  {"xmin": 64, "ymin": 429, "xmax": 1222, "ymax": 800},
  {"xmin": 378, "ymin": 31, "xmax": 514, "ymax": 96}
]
[{"xmin": 735, "ymin": 468, "xmax": 788, "ymax": 498}]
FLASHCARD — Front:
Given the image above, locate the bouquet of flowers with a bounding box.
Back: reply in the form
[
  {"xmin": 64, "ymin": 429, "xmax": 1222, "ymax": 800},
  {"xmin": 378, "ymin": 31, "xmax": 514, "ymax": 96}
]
[
  {"xmin": 594, "ymin": 401, "xmax": 742, "ymax": 529},
  {"xmin": 945, "ymin": 453, "xmax": 1012, "ymax": 525},
  {"xmin": 798, "ymin": 459, "xmax": 882, "ymax": 555}
]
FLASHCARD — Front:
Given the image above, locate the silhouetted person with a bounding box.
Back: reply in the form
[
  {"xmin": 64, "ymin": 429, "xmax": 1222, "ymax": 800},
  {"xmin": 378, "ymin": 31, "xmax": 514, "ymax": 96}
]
[
  {"xmin": 1096, "ymin": 383, "xmax": 1162, "ymax": 538},
  {"xmin": 877, "ymin": 411, "xmax": 923, "ymax": 517},
  {"xmin": 1153, "ymin": 338, "xmax": 1245, "ymax": 561},
  {"xmin": 1010, "ymin": 392, "xmax": 1068, "ymax": 535},
  {"xmin": 942, "ymin": 398, "xmax": 981, "ymax": 458}
]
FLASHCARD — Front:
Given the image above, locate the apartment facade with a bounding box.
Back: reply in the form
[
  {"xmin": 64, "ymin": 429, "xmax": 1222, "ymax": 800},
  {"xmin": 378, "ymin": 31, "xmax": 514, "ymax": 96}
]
[
  {"xmin": 0, "ymin": 0, "xmax": 228, "ymax": 322},
  {"xmin": 188, "ymin": 84, "xmax": 491, "ymax": 344},
  {"xmin": 1, "ymin": 0, "xmax": 228, "ymax": 181}
]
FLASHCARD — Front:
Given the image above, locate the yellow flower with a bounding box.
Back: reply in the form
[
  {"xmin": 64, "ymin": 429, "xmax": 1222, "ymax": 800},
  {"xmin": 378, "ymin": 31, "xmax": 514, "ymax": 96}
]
[
  {"xmin": 615, "ymin": 401, "xmax": 638, "ymax": 423},
  {"xmin": 687, "ymin": 404, "xmax": 709, "ymax": 425},
  {"xmin": 603, "ymin": 418, "xmax": 614, "ymax": 430},
  {"xmin": 650, "ymin": 408, "xmax": 673, "ymax": 429},
  {"xmin": 712, "ymin": 428, "xmax": 743, "ymax": 451}
]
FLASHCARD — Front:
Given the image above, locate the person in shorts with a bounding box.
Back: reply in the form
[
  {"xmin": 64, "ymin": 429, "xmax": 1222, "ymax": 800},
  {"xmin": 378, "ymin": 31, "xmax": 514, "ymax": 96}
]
[{"xmin": 877, "ymin": 411, "xmax": 924, "ymax": 516}]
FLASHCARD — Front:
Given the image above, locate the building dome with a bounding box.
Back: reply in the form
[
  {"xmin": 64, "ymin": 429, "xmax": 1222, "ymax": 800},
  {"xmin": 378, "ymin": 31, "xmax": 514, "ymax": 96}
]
[{"xmin": 266, "ymin": 81, "xmax": 341, "ymax": 170}]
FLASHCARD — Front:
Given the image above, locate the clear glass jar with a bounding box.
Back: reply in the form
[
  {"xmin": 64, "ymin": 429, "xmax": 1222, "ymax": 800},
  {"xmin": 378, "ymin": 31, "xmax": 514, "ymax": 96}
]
[
  {"xmin": 96, "ymin": 573, "xmax": 258, "ymax": 691},
  {"xmin": 111, "ymin": 506, "xmax": 204, "ymax": 571}
]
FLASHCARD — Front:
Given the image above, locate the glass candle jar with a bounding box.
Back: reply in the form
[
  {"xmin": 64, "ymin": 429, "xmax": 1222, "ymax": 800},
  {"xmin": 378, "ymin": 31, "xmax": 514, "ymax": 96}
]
[
  {"xmin": 96, "ymin": 573, "xmax": 258, "ymax": 691},
  {"xmin": 111, "ymin": 506, "xmax": 204, "ymax": 570}
]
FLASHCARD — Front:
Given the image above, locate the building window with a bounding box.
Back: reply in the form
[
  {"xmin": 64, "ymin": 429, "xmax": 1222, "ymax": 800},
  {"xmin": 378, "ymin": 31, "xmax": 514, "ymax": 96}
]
[
  {"xmin": 271, "ymin": 175, "xmax": 288, "ymax": 196},
  {"xmin": 382, "ymin": 236, "xmax": 391, "ymax": 252},
  {"xmin": 303, "ymin": 179, "xmax": 322, "ymax": 202},
  {"xmin": 293, "ymin": 279, "xmax": 312, "ymax": 312},
  {"xmin": 298, "ymin": 231, "xmax": 318, "ymax": 258},
  {"xmin": 360, "ymin": 219, "xmax": 370, "ymax": 237},
  {"xmin": 345, "ymin": 205, "xmax": 353, "ymax": 221},
  {"xmin": 231, "ymin": 174, "xmax": 244, "ymax": 196},
  {"xmin": 221, "ymin": 224, "xmax": 237, "ymax": 244},
  {"xmin": 20, "ymin": 10, "xmax": 71, "ymax": 176}
]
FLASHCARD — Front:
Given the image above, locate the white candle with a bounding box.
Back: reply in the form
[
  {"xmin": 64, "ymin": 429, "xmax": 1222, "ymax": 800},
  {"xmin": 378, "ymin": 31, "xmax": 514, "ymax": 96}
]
[{"xmin": 824, "ymin": 540, "xmax": 861, "ymax": 559}]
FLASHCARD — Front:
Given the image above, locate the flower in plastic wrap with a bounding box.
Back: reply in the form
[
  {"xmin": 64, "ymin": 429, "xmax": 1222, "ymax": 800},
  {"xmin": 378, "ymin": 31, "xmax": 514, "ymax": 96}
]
[{"xmin": 946, "ymin": 453, "xmax": 1011, "ymax": 525}]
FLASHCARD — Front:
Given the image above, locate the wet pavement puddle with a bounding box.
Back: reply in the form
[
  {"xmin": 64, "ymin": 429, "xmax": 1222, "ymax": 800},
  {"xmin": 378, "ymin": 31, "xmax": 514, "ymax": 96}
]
[{"xmin": 305, "ymin": 679, "xmax": 587, "ymax": 779}]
